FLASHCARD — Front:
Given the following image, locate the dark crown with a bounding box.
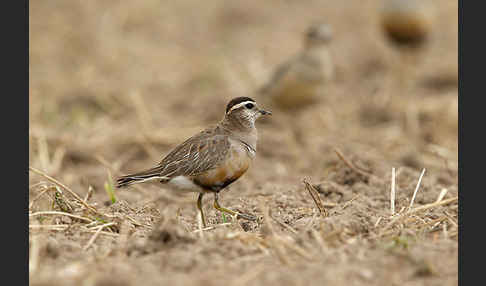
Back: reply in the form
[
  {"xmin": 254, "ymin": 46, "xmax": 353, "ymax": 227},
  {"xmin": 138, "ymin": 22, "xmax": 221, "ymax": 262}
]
[
  {"xmin": 226, "ymin": 97, "xmax": 256, "ymax": 113},
  {"xmin": 305, "ymin": 23, "xmax": 332, "ymax": 43}
]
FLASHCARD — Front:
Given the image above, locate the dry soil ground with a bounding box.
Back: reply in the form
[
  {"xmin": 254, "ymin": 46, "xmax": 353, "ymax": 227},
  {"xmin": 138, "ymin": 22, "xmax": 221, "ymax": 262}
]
[{"xmin": 29, "ymin": 1, "xmax": 458, "ymax": 285}]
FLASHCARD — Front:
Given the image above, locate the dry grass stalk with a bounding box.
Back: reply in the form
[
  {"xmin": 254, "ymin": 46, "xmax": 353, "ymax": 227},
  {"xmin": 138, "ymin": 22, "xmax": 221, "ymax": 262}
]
[
  {"xmin": 37, "ymin": 134, "xmax": 49, "ymax": 172},
  {"xmin": 443, "ymin": 211, "xmax": 458, "ymax": 228},
  {"xmin": 85, "ymin": 229, "xmax": 120, "ymax": 238},
  {"xmin": 83, "ymin": 222, "xmax": 117, "ymax": 251},
  {"xmin": 84, "ymin": 186, "xmax": 94, "ymax": 203},
  {"xmin": 410, "ymin": 216, "xmax": 448, "ymax": 231},
  {"xmin": 29, "ymin": 181, "xmax": 49, "ymax": 190},
  {"xmin": 408, "ymin": 168, "xmax": 426, "ymax": 209},
  {"xmin": 29, "ymin": 166, "xmax": 101, "ymax": 215},
  {"xmin": 29, "ymin": 211, "xmax": 94, "ymax": 223},
  {"xmin": 29, "ymin": 184, "xmax": 57, "ymax": 210},
  {"xmin": 129, "ymin": 90, "xmax": 153, "ymax": 133},
  {"xmin": 381, "ymin": 196, "xmax": 458, "ymax": 233},
  {"xmin": 258, "ymin": 198, "xmax": 274, "ymax": 237},
  {"xmin": 374, "ymin": 216, "xmax": 383, "ymax": 228},
  {"xmin": 124, "ymin": 215, "xmax": 147, "ymax": 227},
  {"xmin": 192, "ymin": 223, "xmax": 233, "ymax": 233},
  {"xmin": 436, "ymin": 188, "xmax": 448, "ymax": 203},
  {"xmin": 270, "ymin": 214, "xmax": 298, "ymax": 234},
  {"xmin": 408, "ymin": 197, "xmax": 458, "ymax": 215},
  {"xmin": 31, "ymin": 224, "xmax": 120, "ymax": 238},
  {"xmin": 391, "ymin": 167, "xmax": 396, "ymax": 215},
  {"xmin": 442, "ymin": 222, "xmax": 448, "ymax": 239},
  {"xmin": 302, "ymin": 178, "xmax": 328, "ymax": 217},
  {"xmin": 36, "ymin": 133, "xmax": 66, "ymax": 175},
  {"xmin": 339, "ymin": 194, "xmax": 360, "ymax": 211},
  {"xmin": 333, "ymin": 148, "xmax": 374, "ymax": 179},
  {"xmin": 29, "ymin": 224, "xmax": 70, "ymax": 230},
  {"xmin": 94, "ymin": 154, "xmax": 121, "ymax": 174}
]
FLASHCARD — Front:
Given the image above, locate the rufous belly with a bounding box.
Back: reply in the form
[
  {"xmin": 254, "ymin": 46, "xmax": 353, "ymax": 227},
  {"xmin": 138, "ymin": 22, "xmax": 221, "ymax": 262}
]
[{"xmin": 193, "ymin": 148, "xmax": 251, "ymax": 192}]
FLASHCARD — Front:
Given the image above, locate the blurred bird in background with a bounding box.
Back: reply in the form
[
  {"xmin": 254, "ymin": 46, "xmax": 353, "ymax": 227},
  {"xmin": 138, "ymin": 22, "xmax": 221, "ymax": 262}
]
[
  {"xmin": 257, "ymin": 23, "xmax": 335, "ymax": 162},
  {"xmin": 379, "ymin": 0, "xmax": 436, "ymax": 135},
  {"xmin": 381, "ymin": 0, "xmax": 433, "ymax": 49},
  {"xmin": 258, "ymin": 23, "xmax": 334, "ymax": 112},
  {"xmin": 380, "ymin": 0, "xmax": 435, "ymax": 88}
]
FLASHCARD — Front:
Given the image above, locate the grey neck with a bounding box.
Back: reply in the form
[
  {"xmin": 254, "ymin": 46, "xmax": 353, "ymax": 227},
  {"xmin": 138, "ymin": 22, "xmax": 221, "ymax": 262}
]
[{"xmin": 219, "ymin": 116, "xmax": 258, "ymax": 152}]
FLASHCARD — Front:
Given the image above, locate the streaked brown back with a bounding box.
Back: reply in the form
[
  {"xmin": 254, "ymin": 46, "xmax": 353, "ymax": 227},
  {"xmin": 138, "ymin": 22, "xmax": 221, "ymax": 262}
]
[{"xmin": 127, "ymin": 126, "xmax": 231, "ymax": 180}]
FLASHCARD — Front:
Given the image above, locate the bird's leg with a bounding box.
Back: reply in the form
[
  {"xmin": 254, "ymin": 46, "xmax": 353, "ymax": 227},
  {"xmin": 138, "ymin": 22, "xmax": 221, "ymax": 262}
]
[
  {"xmin": 197, "ymin": 193, "xmax": 207, "ymax": 228},
  {"xmin": 213, "ymin": 192, "xmax": 257, "ymax": 221}
]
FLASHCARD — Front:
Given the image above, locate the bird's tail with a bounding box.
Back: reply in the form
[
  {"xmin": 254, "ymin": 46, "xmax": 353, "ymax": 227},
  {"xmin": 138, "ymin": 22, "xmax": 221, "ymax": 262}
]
[{"xmin": 116, "ymin": 167, "xmax": 165, "ymax": 188}]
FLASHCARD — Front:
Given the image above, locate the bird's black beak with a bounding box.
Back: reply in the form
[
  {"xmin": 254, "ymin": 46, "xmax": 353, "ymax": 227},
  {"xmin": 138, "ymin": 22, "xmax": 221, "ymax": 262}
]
[{"xmin": 259, "ymin": 109, "xmax": 272, "ymax": 116}]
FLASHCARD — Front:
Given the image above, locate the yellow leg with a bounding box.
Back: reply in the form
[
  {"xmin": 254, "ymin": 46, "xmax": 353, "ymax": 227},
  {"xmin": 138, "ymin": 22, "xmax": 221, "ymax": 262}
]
[
  {"xmin": 197, "ymin": 193, "xmax": 207, "ymax": 228},
  {"xmin": 213, "ymin": 193, "xmax": 257, "ymax": 221}
]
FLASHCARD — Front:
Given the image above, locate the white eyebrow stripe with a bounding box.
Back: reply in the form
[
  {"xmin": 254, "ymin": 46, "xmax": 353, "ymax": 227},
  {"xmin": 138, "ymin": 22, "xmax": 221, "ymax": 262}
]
[{"xmin": 227, "ymin": 101, "xmax": 255, "ymax": 113}]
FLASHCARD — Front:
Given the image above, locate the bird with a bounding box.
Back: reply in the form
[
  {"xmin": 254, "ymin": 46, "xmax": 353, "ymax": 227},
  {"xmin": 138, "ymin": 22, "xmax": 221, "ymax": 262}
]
[
  {"xmin": 258, "ymin": 23, "xmax": 335, "ymax": 112},
  {"xmin": 379, "ymin": 0, "xmax": 435, "ymax": 87},
  {"xmin": 379, "ymin": 0, "xmax": 436, "ymax": 134},
  {"xmin": 380, "ymin": 0, "xmax": 434, "ymax": 50},
  {"xmin": 116, "ymin": 97, "xmax": 271, "ymax": 227}
]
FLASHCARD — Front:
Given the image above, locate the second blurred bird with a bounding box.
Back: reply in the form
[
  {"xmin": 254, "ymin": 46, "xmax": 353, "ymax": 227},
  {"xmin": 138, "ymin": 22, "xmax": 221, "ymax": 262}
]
[
  {"xmin": 380, "ymin": 0, "xmax": 434, "ymax": 50},
  {"xmin": 258, "ymin": 23, "xmax": 335, "ymax": 112}
]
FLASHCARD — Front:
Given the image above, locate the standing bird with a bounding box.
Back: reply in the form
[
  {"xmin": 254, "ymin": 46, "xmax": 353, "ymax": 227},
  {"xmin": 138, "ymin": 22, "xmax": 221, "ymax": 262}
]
[
  {"xmin": 258, "ymin": 23, "xmax": 334, "ymax": 112},
  {"xmin": 116, "ymin": 97, "xmax": 271, "ymax": 227}
]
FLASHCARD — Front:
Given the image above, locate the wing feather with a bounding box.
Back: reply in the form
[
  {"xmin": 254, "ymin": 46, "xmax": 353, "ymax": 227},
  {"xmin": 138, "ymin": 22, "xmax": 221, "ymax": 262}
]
[
  {"xmin": 155, "ymin": 129, "xmax": 230, "ymax": 178},
  {"xmin": 117, "ymin": 127, "xmax": 230, "ymax": 188}
]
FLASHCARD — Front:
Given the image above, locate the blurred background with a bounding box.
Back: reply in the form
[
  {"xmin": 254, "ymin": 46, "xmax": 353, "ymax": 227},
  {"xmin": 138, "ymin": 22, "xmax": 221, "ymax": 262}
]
[
  {"xmin": 29, "ymin": 0, "xmax": 457, "ymax": 188},
  {"xmin": 29, "ymin": 0, "xmax": 458, "ymax": 284}
]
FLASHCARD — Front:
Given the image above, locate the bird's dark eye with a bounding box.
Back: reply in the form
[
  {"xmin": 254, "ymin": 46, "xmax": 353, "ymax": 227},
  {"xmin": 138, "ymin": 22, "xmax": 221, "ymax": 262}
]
[{"xmin": 245, "ymin": 103, "xmax": 254, "ymax": 109}]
